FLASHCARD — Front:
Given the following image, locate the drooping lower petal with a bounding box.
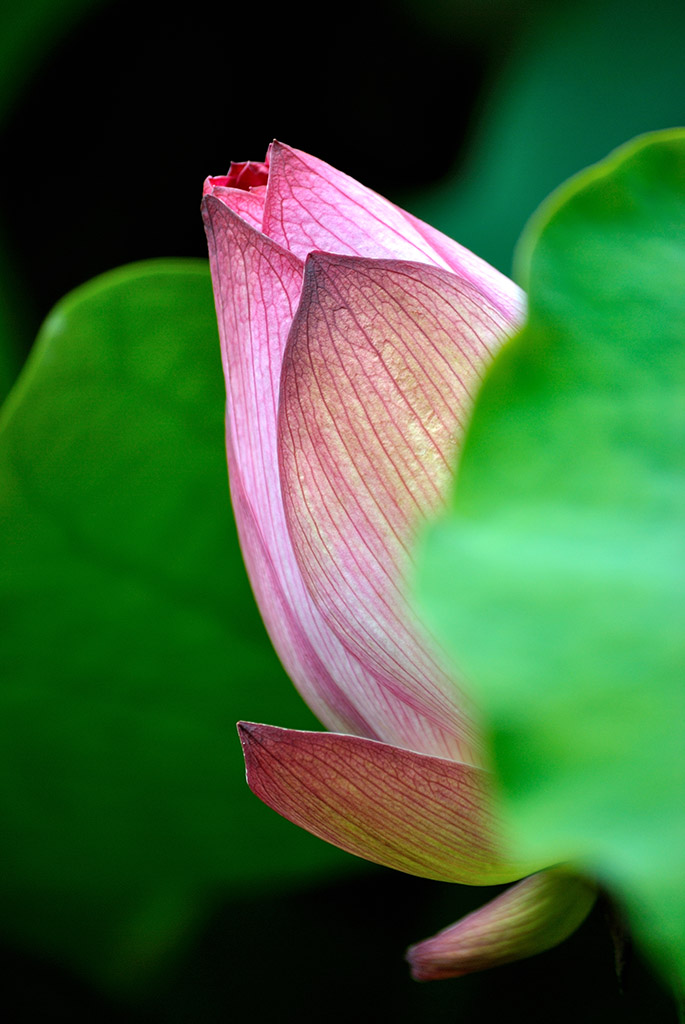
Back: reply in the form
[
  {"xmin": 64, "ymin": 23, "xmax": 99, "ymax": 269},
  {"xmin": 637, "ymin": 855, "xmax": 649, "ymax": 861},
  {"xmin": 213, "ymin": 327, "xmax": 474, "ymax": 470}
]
[
  {"xmin": 407, "ymin": 869, "xmax": 597, "ymax": 980},
  {"xmin": 239, "ymin": 723, "xmax": 541, "ymax": 885},
  {"xmin": 202, "ymin": 197, "xmax": 474, "ymax": 759},
  {"xmin": 279, "ymin": 253, "xmax": 514, "ymax": 764}
]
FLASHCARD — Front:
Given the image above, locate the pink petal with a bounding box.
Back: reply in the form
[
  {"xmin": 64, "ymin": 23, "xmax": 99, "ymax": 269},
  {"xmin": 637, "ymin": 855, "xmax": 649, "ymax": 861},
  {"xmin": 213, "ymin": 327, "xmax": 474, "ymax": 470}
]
[
  {"xmin": 261, "ymin": 142, "xmax": 526, "ymax": 319},
  {"xmin": 202, "ymin": 195, "xmax": 303, "ymax": 566},
  {"xmin": 400, "ymin": 208, "xmax": 526, "ymax": 322},
  {"xmin": 239, "ymin": 723, "xmax": 539, "ymax": 884},
  {"xmin": 407, "ymin": 869, "xmax": 597, "ymax": 980},
  {"xmin": 279, "ymin": 254, "xmax": 514, "ymax": 765},
  {"xmin": 202, "ymin": 182, "xmax": 266, "ymax": 231},
  {"xmin": 203, "ymin": 197, "xmax": 474, "ymax": 759}
]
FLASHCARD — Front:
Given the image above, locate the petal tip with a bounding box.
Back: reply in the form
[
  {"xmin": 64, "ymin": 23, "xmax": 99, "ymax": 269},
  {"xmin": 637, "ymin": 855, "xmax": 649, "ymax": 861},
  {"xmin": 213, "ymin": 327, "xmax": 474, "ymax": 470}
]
[
  {"xmin": 200, "ymin": 191, "xmax": 223, "ymax": 225},
  {"xmin": 405, "ymin": 943, "xmax": 446, "ymax": 983},
  {"xmin": 302, "ymin": 248, "xmax": 358, "ymax": 286},
  {"xmin": 303, "ymin": 248, "xmax": 331, "ymax": 270},
  {"xmin": 403, "ymin": 871, "xmax": 597, "ymax": 982},
  {"xmin": 236, "ymin": 721, "xmax": 273, "ymax": 793},
  {"xmin": 236, "ymin": 719, "xmax": 260, "ymax": 758},
  {"xmin": 237, "ymin": 719, "xmax": 261, "ymax": 747}
]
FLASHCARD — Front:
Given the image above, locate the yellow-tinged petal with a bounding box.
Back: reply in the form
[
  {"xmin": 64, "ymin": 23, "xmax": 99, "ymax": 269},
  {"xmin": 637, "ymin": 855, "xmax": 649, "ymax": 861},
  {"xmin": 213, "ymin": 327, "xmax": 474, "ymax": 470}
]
[
  {"xmin": 279, "ymin": 253, "xmax": 517, "ymax": 764},
  {"xmin": 203, "ymin": 198, "xmax": 473, "ymax": 759},
  {"xmin": 239, "ymin": 723, "xmax": 542, "ymax": 885}
]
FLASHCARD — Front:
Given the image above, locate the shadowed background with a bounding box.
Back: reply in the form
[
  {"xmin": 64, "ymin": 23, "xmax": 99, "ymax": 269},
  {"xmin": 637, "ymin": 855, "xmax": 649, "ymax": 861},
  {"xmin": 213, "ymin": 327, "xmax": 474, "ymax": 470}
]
[{"xmin": 0, "ymin": 0, "xmax": 682, "ymax": 1019}]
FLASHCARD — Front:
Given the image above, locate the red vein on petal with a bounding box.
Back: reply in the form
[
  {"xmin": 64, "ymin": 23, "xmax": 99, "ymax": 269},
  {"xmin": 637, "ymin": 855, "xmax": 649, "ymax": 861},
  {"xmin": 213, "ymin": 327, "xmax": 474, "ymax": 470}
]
[
  {"xmin": 279, "ymin": 254, "xmax": 514, "ymax": 762},
  {"xmin": 240, "ymin": 724, "xmax": 537, "ymax": 884},
  {"xmin": 264, "ymin": 143, "xmax": 468, "ymax": 267},
  {"xmin": 205, "ymin": 198, "xmax": 475, "ymax": 760}
]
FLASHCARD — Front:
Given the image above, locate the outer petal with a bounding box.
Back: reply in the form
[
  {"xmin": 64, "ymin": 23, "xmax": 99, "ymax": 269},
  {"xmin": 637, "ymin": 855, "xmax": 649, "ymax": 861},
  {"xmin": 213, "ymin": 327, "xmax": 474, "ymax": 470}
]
[
  {"xmin": 279, "ymin": 254, "xmax": 514, "ymax": 765},
  {"xmin": 400, "ymin": 208, "xmax": 525, "ymax": 322},
  {"xmin": 202, "ymin": 196, "xmax": 303, "ymax": 592},
  {"xmin": 202, "ymin": 197, "xmax": 472, "ymax": 759},
  {"xmin": 407, "ymin": 869, "xmax": 597, "ymax": 980},
  {"xmin": 239, "ymin": 723, "xmax": 540, "ymax": 885},
  {"xmin": 262, "ymin": 142, "xmax": 526, "ymax": 321},
  {"xmin": 202, "ymin": 182, "xmax": 265, "ymax": 231}
]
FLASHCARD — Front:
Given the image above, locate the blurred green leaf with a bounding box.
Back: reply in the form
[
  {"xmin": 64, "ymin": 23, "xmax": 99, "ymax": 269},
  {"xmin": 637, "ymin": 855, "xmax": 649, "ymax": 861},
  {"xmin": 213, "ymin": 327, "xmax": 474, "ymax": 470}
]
[
  {"xmin": 0, "ymin": 259, "xmax": 356, "ymax": 991},
  {"xmin": 416, "ymin": 131, "xmax": 685, "ymax": 985},
  {"xmin": 406, "ymin": 0, "xmax": 685, "ymax": 276}
]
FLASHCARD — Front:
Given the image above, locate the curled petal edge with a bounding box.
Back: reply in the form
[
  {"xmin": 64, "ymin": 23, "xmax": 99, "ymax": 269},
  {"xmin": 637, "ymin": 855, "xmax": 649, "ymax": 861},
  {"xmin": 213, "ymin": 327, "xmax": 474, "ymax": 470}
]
[
  {"xmin": 407, "ymin": 868, "xmax": 597, "ymax": 980},
  {"xmin": 238, "ymin": 723, "xmax": 543, "ymax": 886}
]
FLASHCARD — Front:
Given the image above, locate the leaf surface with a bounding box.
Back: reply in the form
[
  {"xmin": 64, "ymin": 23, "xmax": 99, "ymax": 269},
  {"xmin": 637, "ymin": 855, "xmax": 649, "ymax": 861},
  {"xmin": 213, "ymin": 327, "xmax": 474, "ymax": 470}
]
[
  {"xmin": 417, "ymin": 130, "xmax": 685, "ymax": 984},
  {"xmin": 0, "ymin": 259, "xmax": 355, "ymax": 990}
]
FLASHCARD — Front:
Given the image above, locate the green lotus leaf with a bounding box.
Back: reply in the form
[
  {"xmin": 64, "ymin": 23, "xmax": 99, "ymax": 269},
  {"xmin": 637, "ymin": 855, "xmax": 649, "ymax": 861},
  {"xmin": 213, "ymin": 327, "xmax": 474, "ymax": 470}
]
[
  {"xmin": 417, "ymin": 129, "xmax": 685, "ymax": 986},
  {"xmin": 0, "ymin": 259, "xmax": 353, "ymax": 991}
]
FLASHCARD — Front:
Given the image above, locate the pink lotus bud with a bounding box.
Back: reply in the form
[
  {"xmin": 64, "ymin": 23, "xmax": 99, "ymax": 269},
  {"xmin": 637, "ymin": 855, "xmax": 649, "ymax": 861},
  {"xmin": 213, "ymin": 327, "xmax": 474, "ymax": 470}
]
[{"xmin": 202, "ymin": 144, "xmax": 594, "ymax": 977}]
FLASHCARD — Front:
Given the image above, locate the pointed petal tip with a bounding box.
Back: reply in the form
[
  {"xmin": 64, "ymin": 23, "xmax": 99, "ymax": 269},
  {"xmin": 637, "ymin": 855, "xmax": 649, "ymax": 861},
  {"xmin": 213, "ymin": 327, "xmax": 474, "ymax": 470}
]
[
  {"xmin": 236, "ymin": 720, "xmax": 251, "ymax": 767},
  {"xmin": 302, "ymin": 248, "xmax": 340, "ymax": 272},
  {"xmin": 200, "ymin": 191, "xmax": 223, "ymax": 223},
  {"xmin": 300, "ymin": 249, "xmax": 348, "ymax": 303},
  {"xmin": 266, "ymin": 138, "xmax": 293, "ymax": 170},
  {"xmin": 301, "ymin": 249, "xmax": 336, "ymax": 293},
  {"xmin": 237, "ymin": 721, "xmax": 272, "ymax": 788},
  {"xmin": 200, "ymin": 190, "xmax": 232, "ymax": 216},
  {"xmin": 237, "ymin": 719, "xmax": 264, "ymax": 752}
]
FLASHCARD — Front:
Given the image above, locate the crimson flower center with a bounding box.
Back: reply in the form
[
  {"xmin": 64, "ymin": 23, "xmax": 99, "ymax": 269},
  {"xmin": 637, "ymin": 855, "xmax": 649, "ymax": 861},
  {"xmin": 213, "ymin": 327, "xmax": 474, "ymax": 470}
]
[{"xmin": 211, "ymin": 159, "xmax": 270, "ymax": 192}]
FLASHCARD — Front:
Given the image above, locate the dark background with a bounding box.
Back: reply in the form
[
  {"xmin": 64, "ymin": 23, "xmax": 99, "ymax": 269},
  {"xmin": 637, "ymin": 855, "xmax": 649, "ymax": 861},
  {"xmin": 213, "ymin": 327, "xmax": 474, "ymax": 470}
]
[
  {"xmin": 1, "ymin": 0, "xmax": 491, "ymax": 355},
  {"xmin": 0, "ymin": 0, "xmax": 682, "ymax": 1019}
]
